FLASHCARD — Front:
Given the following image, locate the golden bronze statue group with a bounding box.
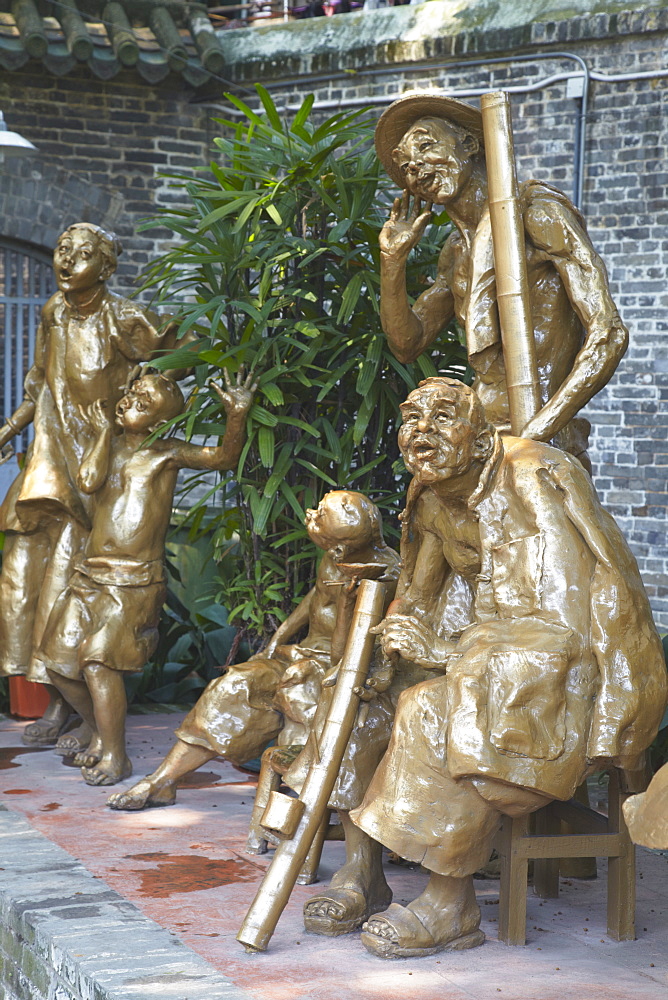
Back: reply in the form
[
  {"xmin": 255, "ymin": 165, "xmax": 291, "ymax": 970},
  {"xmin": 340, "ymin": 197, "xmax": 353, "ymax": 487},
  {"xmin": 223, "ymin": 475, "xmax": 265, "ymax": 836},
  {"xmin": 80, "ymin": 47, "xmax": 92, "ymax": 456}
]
[{"xmin": 1, "ymin": 91, "xmax": 666, "ymax": 960}]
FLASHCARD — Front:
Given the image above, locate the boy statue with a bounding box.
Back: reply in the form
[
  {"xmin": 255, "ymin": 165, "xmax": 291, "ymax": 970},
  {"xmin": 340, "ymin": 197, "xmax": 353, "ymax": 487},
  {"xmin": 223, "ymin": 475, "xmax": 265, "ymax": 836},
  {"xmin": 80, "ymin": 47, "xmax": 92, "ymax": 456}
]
[
  {"xmin": 38, "ymin": 370, "xmax": 255, "ymax": 785},
  {"xmin": 107, "ymin": 489, "xmax": 401, "ymax": 807}
]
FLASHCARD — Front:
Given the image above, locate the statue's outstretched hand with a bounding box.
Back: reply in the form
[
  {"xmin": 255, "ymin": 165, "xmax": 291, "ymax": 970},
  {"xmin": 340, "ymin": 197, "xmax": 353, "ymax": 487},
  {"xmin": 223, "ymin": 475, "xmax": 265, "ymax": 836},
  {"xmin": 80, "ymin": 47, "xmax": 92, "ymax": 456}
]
[
  {"xmin": 379, "ymin": 191, "xmax": 432, "ymax": 262},
  {"xmin": 210, "ymin": 368, "xmax": 258, "ymax": 418}
]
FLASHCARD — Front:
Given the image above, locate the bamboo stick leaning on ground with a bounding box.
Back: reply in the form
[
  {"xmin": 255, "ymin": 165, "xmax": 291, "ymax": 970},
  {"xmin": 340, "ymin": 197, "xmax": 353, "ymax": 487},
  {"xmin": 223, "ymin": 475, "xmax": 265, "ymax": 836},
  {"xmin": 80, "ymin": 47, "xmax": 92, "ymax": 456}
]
[
  {"xmin": 237, "ymin": 578, "xmax": 386, "ymax": 953},
  {"xmin": 480, "ymin": 91, "xmax": 541, "ymax": 434}
]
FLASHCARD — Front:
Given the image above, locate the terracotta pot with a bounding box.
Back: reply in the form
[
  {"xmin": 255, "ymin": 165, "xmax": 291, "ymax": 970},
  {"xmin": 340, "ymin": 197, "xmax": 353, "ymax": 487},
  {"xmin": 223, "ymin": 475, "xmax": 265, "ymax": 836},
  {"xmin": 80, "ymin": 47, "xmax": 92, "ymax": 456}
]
[{"xmin": 8, "ymin": 676, "xmax": 50, "ymax": 718}]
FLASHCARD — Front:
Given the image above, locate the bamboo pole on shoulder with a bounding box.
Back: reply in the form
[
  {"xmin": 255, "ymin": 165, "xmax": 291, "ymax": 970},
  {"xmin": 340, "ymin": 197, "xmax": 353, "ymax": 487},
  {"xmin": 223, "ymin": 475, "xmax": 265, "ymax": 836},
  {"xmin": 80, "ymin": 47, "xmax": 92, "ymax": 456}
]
[{"xmin": 480, "ymin": 91, "xmax": 541, "ymax": 435}]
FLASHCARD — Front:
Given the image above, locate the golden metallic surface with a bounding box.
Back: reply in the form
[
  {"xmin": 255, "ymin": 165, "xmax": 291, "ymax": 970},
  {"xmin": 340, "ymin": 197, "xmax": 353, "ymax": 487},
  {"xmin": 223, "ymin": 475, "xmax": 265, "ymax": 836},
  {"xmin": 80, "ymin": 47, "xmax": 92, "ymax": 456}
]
[
  {"xmin": 623, "ymin": 763, "xmax": 668, "ymax": 849},
  {"xmin": 237, "ymin": 578, "xmax": 386, "ymax": 953},
  {"xmin": 260, "ymin": 790, "xmax": 305, "ymax": 839},
  {"xmin": 480, "ymin": 91, "xmax": 541, "ymax": 435},
  {"xmin": 0, "ymin": 224, "xmax": 187, "ymax": 695},
  {"xmin": 376, "ymin": 92, "xmax": 628, "ymax": 457},
  {"xmin": 350, "ymin": 378, "xmax": 666, "ymax": 959},
  {"xmin": 37, "ymin": 369, "xmax": 254, "ymax": 786},
  {"xmin": 106, "ymin": 491, "xmax": 400, "ymax": 810}
]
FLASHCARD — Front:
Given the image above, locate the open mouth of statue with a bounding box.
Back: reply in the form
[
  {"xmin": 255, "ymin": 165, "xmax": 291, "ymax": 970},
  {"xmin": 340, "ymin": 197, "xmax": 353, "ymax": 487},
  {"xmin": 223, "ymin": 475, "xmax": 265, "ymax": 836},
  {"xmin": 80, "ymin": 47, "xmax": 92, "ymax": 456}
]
[
  {"xmin": 413, "ymin": 439, "xmax": 438, "ymax": 460},
  {"xmin": 416, "ymin": 172, "xmax": 436, "ymax": 188},
  {"xmin": 59, "ymin": 268, "xmax": 72, "ymax": 280}
]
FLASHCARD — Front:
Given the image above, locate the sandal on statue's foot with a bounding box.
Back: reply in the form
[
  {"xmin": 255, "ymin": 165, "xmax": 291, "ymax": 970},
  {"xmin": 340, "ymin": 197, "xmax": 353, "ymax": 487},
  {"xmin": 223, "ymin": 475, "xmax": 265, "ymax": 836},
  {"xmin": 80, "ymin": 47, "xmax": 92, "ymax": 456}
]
[
  {"xmin": 304, "ymin": 884, "xmax": 392, "ymax": 937},
  {"xmin": 361, "ymin": 902, "xmax": 485, "ymax": 959},
  {"xmin": 21, "ymin": 714, "xmax": 71, "ymax": 747}
]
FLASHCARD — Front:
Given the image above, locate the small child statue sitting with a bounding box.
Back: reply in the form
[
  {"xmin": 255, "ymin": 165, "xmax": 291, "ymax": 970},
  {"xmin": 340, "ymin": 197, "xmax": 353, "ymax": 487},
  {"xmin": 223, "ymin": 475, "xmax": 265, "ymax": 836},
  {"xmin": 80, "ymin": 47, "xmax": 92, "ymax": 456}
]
[
  {"xmin": 107, "ymin": 489, "xmax": 400, "ymax": 810},
  {"xmin": 38, "ymin": 369, "xmax": 256, "ymax": 786}
]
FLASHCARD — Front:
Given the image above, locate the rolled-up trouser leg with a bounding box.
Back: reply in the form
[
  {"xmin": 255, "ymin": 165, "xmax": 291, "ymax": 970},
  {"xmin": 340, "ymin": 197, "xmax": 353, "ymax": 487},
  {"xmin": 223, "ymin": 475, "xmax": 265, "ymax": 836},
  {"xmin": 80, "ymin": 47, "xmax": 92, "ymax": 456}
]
[{"xmin": 175, "ymin": 658, "xmax": 285, "ymax": 766}]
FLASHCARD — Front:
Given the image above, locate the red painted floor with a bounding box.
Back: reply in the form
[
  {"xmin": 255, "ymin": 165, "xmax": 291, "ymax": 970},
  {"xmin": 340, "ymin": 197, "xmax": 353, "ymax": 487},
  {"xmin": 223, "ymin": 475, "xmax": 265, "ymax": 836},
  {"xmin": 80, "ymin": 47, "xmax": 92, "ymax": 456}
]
[{"xmin": 1, "ymin": 712, "xmax": 667, "ymax": 1000}]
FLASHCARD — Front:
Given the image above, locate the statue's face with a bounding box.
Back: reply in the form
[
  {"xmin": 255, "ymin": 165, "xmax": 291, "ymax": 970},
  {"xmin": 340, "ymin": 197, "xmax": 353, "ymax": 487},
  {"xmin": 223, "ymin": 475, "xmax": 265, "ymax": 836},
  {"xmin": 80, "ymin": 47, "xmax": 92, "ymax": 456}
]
[
  {"xmin": 399, "ymin": 386, "xmax": 480, "ymax": 483},
  {"xmin": 305, "ymin": 492, "xmax": 368, "ymax": 554},
  {"xmin": 116, "ymin": 378, "xmax": 167, "ymax": 434},
  {"xmin": 392, "ymin": 117, "xmax": 476, "ymax": 204},
  {"xmin": 54, "ymin": 230, "xmax": 109, "ymax": 294}
]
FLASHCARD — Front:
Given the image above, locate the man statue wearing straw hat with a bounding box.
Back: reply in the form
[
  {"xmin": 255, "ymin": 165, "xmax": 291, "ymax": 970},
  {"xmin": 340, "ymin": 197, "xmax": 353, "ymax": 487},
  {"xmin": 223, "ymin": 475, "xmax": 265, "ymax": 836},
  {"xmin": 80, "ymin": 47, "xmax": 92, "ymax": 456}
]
[{"xmin": 376, "ymin": 92, "xmax": 627, "ymax": 463}]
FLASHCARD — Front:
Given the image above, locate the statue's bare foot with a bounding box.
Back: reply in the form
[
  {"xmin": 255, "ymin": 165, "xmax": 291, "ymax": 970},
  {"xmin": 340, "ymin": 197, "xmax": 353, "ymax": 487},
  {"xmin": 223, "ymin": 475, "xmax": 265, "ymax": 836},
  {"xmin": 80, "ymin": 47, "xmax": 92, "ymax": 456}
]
[
  {"xmin": 361, "ymin": 891, "xmax": 483, "ymax": 959},
  {"xmin": 107, "ymin": 776, "xmax": 177, "ymax": 811},
  {"xmin": 304, "ymin": 865, "xmax": 392, "ymax": 936},
  {"xmin": 54, "ymin": 722, "xmax": 94, "ymax": 758},
  {"xmin": 81, "ymin": 754, "xmax": 132, "ymax": 786},
  {"xmin": 73, "ymin": 735, "xmax": 103, "ymax": 768}
]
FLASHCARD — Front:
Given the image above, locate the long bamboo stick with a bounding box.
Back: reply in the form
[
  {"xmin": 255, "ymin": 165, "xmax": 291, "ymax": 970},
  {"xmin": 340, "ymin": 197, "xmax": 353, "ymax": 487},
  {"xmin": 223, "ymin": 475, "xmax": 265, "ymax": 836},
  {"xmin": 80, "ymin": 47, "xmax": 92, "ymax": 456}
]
[
  {"xmin": 480, "ymin": 91, "xmax": 541, "ymax": 435},
  {"xmin": 237, "ymin": 578, "xmax": 385, "ymax": 952}
]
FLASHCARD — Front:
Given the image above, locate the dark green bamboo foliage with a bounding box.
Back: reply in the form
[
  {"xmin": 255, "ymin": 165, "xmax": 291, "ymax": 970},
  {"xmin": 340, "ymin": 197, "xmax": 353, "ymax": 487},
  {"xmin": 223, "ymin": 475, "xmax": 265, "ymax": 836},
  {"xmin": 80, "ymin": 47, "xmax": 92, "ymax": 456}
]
[{"xmin": 141, "ymin": 86, "xmax": 467, "ymax": 643}]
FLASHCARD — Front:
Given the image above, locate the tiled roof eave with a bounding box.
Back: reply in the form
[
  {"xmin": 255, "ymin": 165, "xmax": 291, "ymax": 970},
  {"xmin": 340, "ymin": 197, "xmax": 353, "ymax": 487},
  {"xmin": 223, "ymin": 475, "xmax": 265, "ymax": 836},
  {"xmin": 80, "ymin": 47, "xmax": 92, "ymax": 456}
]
[{"xmin": 0, "ymin": 5, "xmax": 221, "ymax": 87}]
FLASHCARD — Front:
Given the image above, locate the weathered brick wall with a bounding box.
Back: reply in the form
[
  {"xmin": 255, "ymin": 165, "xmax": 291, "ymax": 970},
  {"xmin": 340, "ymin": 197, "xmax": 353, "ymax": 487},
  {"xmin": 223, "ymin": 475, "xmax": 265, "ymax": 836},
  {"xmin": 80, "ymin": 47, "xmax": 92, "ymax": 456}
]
[
  {"xmin": 213, "ymin": 4, "xmax": 668, "ymax": 624},
  {"xmin": 0, "ymin": 64, "xmax": 216, "ymax": 297}
]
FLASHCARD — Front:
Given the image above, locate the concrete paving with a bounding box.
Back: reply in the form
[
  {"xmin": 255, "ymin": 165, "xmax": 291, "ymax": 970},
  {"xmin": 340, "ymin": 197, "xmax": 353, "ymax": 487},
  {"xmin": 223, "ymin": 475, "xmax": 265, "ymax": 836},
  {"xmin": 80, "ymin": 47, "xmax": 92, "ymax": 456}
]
[{"xmin": 1, "ymin": 711, "xmax": 667, "ymax": 1000}]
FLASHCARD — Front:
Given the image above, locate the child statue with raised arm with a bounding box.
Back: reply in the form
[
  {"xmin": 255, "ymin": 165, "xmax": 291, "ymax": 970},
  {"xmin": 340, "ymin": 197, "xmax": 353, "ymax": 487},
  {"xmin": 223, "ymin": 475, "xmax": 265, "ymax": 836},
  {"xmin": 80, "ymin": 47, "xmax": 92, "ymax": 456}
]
[{"xmin": 38, "ymin": 369, "xmax": 255, "ymax": 786}]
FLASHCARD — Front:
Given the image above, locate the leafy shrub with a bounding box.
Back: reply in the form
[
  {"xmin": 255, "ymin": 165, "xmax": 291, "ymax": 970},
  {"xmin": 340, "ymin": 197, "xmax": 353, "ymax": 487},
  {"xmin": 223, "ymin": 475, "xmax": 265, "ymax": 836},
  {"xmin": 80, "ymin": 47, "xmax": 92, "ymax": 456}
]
[{"xmin": 141, "ymin": 86, "xmax": 466, "ymax": 645}]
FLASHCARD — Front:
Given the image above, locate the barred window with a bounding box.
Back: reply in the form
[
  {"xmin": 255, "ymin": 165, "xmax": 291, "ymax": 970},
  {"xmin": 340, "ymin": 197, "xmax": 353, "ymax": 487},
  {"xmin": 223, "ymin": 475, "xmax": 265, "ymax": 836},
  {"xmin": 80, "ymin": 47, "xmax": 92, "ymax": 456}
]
[{"xmin": 0, "ymin": 239, "xmax": 55, "ymax": 454}]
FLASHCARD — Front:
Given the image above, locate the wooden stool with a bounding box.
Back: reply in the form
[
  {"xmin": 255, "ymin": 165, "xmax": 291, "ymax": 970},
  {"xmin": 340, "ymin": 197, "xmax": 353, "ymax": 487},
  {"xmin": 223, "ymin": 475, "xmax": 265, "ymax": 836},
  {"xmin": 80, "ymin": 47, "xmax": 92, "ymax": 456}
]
[
  {"xmin": 494, "ymin": 769, "xmax": 637, "ymax": 945},
  {"xmin": 246, "ymin": 743, "xmax": 343, "ymax": 884}
]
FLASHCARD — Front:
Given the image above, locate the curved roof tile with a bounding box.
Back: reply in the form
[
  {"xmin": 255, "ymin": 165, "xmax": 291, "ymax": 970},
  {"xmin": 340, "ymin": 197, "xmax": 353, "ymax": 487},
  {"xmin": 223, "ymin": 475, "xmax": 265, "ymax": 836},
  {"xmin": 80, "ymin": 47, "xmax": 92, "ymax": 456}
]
[{"xmin": 0, "ymin": 1, "xmax": 222, "ymax": 86}]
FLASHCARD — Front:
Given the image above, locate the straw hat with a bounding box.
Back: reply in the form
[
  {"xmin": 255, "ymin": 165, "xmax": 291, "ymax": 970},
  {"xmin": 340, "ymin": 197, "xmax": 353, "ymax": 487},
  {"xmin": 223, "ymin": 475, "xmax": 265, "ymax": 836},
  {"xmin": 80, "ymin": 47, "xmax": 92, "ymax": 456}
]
[{"xmin": 375, "ymin": 92, "xmax": 483, "ymax": 188}]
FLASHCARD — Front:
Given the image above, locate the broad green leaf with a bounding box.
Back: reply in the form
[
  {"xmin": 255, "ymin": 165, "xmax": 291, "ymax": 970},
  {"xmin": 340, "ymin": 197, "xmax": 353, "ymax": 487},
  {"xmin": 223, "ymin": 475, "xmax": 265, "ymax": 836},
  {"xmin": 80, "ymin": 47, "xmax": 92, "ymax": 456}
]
[
  {"xmin": 279, "ymin": 479, "xmax": 305, "ymax": 521},
  {"xmin": 256, "ymin": 84, "xmax": 284, "ymax": 132},
  {"xmin": 251, "ymin": 405, "xmax": 278, "ymax": 427},
  {"xmin": 294, "ymin": 321, "xmax": 320, "ymax": 338},
  {"xmin": 416, "ymin": 353, "xmax": 438, "ymax": 379},
  {"xmin": 258, "ymin": 426, "xmax": 275, "ymax": 468},
  {"xmin": 336, "ymin": 272, "xmax": 364, "ymax": 325},
  {"xmin": 265, "ymin": 203, "xmax": 283, "ymax": 226},
  {"xmin": 260, "ymin": 383, "xmax": 285, "ymax": 406}
]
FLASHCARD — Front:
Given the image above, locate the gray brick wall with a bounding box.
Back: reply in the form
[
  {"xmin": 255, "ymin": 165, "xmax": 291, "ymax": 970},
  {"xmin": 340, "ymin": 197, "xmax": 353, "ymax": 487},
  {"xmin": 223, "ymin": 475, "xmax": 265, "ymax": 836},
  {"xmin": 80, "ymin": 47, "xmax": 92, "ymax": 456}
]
[{"xmin": 0, "ymin": 65, "xmax": 216, "ymax": 299}]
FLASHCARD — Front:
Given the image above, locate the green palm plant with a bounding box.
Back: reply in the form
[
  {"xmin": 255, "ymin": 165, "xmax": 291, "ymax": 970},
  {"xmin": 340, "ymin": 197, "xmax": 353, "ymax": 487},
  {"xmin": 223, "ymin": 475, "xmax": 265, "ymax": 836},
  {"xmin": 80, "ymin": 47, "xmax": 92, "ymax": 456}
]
[{"xmin": 141, "ymin": 86, "xmax": 467, "ymax": 645}]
